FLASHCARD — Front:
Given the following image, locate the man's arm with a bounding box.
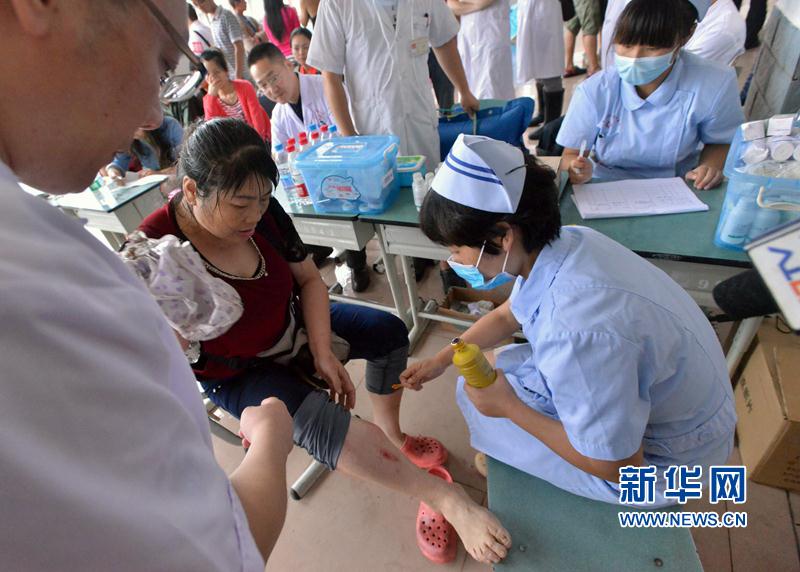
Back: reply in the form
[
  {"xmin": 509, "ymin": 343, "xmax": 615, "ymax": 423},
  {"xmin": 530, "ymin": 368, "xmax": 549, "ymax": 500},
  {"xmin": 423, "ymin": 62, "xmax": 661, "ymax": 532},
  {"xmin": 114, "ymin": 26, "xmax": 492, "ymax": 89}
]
[
  {"xmin": 432, "ymin": 37, "xmax": 479, "ymax": 114},
  {"xmin": 233, "ymin": 40, "xmax": 245, "ymax": 79},
  {"xmin": 229, "ymin": 398, "xmax": 294, "ymax": 561},
  {"xmin": 321, "ymin": 71, "xmax": 357, "ymax": 136}
]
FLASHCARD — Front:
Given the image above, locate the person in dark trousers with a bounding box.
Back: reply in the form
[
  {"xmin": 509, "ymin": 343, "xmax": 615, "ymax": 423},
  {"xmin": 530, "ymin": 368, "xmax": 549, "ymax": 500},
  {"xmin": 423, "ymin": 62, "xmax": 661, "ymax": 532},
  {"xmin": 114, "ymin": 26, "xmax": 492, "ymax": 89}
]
[{"xmin": 732, "ymin": 0, "xmax": 767, "ymax": 49}]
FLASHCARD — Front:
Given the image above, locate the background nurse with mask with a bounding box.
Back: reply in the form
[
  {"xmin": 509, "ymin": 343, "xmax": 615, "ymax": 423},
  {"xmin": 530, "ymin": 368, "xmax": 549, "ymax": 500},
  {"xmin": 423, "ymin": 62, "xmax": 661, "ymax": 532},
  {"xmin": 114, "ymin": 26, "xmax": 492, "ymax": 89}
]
[{"xmin": 557, "ymin": 0, "xmax": 744, "ymax": 190}]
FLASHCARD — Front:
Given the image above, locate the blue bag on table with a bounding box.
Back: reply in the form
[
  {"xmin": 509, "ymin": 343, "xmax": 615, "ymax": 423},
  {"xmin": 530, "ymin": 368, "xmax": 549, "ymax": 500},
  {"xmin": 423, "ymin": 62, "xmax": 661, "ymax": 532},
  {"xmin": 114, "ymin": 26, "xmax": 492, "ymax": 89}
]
[{"xmin": 438, "ymin": 97, "xmax": 534, "ymax": 161}]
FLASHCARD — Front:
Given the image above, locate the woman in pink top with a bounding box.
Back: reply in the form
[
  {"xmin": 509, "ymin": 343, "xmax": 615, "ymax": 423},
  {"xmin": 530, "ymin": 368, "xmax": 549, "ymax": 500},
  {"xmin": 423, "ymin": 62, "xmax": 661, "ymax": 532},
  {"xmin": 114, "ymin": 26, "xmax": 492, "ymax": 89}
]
[
  {"xmin": 263, "ymin": 0, "xmax": 301, "ymax": 57},
  {"xmin": 201, "ymin": 50, "xmax": 271, "ymax": 141}
]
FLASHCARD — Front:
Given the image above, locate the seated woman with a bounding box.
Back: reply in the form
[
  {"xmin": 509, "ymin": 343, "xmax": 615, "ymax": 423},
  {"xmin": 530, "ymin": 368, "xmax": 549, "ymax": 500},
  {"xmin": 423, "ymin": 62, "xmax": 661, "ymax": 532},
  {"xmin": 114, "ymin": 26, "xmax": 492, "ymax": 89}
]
[
  {"xmin": 104, "ymin": 116, "xmax": 183, "ymax": 180},
  {"xmin": 201, "ymin": 50, "xmax": 271, "ymax": 141},
  {"xmin": 138, "ymin": 119, "xmax": 512, "ymax": 565},
  {"xmin": 557, "ymin": 0, "xmax": 744, "ymax": 190},
  {"xmin": 401, "ymin": 134, "xmax": 736, "ymax": 507}
]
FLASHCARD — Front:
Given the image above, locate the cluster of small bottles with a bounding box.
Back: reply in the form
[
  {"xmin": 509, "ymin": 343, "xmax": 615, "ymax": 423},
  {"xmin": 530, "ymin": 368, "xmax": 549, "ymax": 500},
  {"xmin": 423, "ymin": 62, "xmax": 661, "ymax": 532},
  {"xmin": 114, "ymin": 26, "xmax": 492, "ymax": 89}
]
[{"xmin": 273, "ymin": 123, "xmax": 339, "ymax": 208}]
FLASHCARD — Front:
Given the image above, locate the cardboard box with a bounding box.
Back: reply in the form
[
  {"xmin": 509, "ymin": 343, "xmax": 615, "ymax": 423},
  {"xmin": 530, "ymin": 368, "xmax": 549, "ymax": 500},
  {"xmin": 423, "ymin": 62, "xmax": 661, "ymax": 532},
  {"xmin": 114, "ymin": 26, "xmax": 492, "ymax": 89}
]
[
  {"xmin": 735, "ymin": 325, "xmax": 800, "ymax": 492},
  {"xmin": 439, "ymin": 284, "xmax": 512, "ymax": 325}
]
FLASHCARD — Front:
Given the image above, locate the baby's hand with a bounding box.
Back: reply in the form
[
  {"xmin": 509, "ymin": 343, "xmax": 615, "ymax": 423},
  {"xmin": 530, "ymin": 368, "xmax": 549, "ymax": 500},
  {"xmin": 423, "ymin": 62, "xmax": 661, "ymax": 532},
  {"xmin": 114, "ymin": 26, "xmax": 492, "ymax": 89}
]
[{"xmin": 569, "ymin": 155, "xmax": 593, "ymax": 184}]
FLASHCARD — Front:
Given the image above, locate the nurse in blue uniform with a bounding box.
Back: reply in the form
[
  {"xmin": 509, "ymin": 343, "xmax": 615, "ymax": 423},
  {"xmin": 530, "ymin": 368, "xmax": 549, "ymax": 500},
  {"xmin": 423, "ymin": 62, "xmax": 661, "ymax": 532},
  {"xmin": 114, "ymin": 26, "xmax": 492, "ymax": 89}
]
[
  {"xmin": 557, "ymin": 0, "xmax": 744, "ymax": 189},
  {"xmin": 399, "ymin": 134, "xmax": 736, "ymax": 506}
]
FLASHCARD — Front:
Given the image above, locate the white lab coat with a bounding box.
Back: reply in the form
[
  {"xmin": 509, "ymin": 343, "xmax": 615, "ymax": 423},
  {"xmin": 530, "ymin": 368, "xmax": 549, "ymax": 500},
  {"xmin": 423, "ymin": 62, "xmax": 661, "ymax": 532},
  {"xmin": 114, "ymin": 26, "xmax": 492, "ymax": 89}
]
[
  {"xmin": 685, "ymin": 0, "xmax": 746, "ymax": 66},
  {"xmin": 600, "ymin": 0, "xmax": 630, "ymax": 68},
  {"xmin": 307, "ymin": 0, "xmax": 459, "ymax": 171},
  {"xmin": 271, "ymin": 73, "xmax": 335, "ymax": 145},
  {"xmin": 515, "ymin": 0, "xmax": 564, "ymax": 84},
  {"xmin": 458, "ymin": 0, "xmax": 515, "ymax": 100}
]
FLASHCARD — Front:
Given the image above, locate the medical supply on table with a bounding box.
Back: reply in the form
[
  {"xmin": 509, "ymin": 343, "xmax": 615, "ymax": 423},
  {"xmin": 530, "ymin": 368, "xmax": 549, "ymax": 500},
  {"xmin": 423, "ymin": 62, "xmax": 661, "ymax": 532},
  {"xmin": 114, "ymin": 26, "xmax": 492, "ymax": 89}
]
[
  {"xmin": 451, "ymin": 337, "xmax": 496, "ymax": 389},
  {"xmin": 310, "ymin": 127, "xmax": 321, "ymax": 148},
  {"xmin": 319, "ymin": 124, "xmax": 330, "ymax": 139},
  {"xmin": 767, "ymin": 114, "xmax": 795, "ymax": 137},
  {"xmin": 274, "ymin": 143, "xmax": 297, "ymax": 206},
  {"xmin": 119, "ymin": 232, "xmax": 243, "ymax": 341},
  {"xmin": 294, "ymin": 134, "xmax": 400, "ymax": 214},
  {"xmin": 741, "ymin": 120, "xmax": 766, "ymax": 141},
  {"xmin": 396, "ymin": 155, "xmax": 427, "ymax": 187},
  {"xmin": 714, "ymin": 122, "xmax": 800, "ymax": 250},
  {"xmin": 287, "ymin": 143, "xmax": 312, "ymax": 206},
  {"xmin": 89, "ymin": 176, "xmax": 114, "ymax": 209},
  {"xmin": 298, "ymin": 131, "xmax": 309, "ymax": 152},
  {"xmin": 328, "ymin": 125, "xmax": 339, "ymax": 138},
  {"xmin": 768, "ymin": 137, "xmax": 795, "ymax": 162},
  {"xmin": 412, "ymin": 172, "xmax": 428, "ymax": 211}
]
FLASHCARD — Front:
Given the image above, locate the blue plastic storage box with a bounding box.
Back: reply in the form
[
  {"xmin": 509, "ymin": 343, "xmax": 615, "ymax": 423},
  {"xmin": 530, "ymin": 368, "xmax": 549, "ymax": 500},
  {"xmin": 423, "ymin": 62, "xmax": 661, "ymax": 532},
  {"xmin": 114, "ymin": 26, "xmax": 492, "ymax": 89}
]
[
  {"xmin": 294, "ymin": 135, "xmax": 400, "ymax": 214},
  {"xmin": 714, "ymin": 127, "xmax": 800, "ymax": 251},
  {"xmin": 397, "ymin": 155, "xmax": 426, "ymax": 187}
]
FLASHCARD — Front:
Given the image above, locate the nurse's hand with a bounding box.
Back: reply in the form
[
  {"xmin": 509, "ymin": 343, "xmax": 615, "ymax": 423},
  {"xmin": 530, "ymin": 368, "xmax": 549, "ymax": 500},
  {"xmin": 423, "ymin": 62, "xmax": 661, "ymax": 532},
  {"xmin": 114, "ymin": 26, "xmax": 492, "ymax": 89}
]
[
  {"xmin": 315, "ymin": 351, "xmax": 357, "ymax": 410},
  {"xmin": 464, "ymin": 370, "xmax": 521, "ymax": 418},
  {"xmin": 685, "ymin": 164, "xmax": 724, "ymax": 190},
  {"xmin": 398, "ymin": 355, "xmax": 450, "ymax": 390},
  {"xmin": 568, "ymin": 155, "xmax": 593, "ymax": 184}
]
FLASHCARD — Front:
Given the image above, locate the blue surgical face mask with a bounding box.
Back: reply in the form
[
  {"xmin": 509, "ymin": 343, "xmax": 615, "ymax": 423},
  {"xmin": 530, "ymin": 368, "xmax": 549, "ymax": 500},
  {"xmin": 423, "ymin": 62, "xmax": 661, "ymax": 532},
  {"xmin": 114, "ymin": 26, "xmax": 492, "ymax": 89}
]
[
  {"xmin": 447, "ymin": 243, "xmax": 515, "ymax": 290},
  {"xmin": 615, "ymin": 50, "xmax": 677, "ymax": 86}
]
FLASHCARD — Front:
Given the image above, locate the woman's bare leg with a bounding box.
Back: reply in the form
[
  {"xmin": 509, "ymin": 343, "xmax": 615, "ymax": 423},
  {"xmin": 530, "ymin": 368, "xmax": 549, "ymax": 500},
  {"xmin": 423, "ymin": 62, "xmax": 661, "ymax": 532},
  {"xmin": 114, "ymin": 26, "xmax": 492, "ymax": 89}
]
[
  {"xmin": 336, "ymin": 417, "xmax": 512, "ymax": 564},
  {"xmin": 368, "ymin": 389, "xmax": 405, "ymax": 448}
]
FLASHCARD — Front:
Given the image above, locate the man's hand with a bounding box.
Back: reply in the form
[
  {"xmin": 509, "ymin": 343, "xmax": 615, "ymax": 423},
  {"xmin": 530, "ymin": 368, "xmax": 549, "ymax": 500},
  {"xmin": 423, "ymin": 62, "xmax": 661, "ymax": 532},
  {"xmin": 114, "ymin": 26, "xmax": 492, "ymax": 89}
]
[
  {"xmin": 685, "ymin": 164, "xmax": 723, "ymax": 190},
  {"xmin": 461, "ymin": 90, "xmax": 480, "ymax": 117},
  {"xmin": 398, "ymin": 355, "xmax": 450, "ymax": 390},
  {"xmin": 238, "ymin": 397, "xmax": 294, "ymax": 456},
  {"xmin": 314, "ymin": 350, "xmax": 356, "ymax": 409},
  {"xmin": 464, "ymin": 370, "xmax": 521, "ymax": 418}
]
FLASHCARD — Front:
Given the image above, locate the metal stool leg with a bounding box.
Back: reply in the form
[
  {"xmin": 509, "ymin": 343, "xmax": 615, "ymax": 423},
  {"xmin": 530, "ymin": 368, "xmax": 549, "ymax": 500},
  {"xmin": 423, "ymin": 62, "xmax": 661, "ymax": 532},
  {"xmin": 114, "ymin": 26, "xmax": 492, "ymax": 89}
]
[{"xmin": 290, "ymin": 460, "xmax": 329, "ymax": 500}]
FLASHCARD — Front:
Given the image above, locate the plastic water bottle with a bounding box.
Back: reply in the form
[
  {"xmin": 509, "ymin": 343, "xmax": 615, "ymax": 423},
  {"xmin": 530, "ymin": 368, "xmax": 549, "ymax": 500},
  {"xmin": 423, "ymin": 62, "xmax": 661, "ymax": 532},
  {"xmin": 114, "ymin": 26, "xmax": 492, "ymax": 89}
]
[
  {"xmin": 412, "ymin": 171, "xmax": 427, "ymax": 211},
  {"xmin": 310, "ymin": 128, "xmax": 321, "ymax": 148},
  {"xmin": 274, "ymin": 143, "xmax": 297, "ymax": 206},
  {"xmin": 90, "ymin": 176, "xmax": 113, "ymax": 209},
  {"xmin": 288, "ymin": 144, "xmax": 312, "ymax": 206},
  {"xmin": 719, "ymin": 196, "xmax": 758, "ymax": 246}
]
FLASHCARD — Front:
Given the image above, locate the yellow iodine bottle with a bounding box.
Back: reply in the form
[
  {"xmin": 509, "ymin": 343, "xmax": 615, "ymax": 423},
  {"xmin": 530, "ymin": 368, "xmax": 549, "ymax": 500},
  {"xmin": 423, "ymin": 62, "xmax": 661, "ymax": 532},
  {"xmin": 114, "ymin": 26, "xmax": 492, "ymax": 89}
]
[{"xmin": 451, "ymin": 338, "xmax": 496, "ymax": 388}]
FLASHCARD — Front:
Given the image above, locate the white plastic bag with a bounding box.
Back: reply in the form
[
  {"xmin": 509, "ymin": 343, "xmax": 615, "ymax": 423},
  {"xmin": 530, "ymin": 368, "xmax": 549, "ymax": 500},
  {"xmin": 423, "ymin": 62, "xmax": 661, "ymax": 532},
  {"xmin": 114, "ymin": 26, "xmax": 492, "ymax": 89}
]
[{"xmin": 120, "ymin": 232, "xmax": 243, "ymax": 341}]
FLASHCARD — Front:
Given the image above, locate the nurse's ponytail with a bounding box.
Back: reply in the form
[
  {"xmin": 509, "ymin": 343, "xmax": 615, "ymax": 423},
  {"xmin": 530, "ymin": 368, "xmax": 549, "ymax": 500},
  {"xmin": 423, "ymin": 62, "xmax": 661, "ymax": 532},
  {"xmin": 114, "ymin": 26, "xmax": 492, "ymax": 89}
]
[
  {"xmin": 614, "ymin": 0, "xmax": 697, "ymax": 50},
  {"xmin": 419, "ymin": 156, "xmax": 561, "ymax": 255}
]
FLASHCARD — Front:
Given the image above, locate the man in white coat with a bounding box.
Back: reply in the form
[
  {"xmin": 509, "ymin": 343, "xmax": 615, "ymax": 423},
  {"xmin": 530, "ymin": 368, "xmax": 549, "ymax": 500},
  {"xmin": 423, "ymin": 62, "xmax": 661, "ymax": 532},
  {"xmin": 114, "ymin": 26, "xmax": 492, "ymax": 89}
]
[
  {"xmin": 685, "ymin": 0, "xmax": 746, "ymax": 66},
  {"xmin": 516, "ymin": 0, "xmax": 565, "ymax": 139},
  {"xmin": 307, "ymin": 0, "xmax": 479, "ymax": 174},
  {"xmin": 449, "ymin": 0, "xmax": 515, "ymax": 101},
  {"xmin": 307, "ymin": 0, "xmax": 480, "ymax": 293},
  {"xmin": 248, "ymin": 42, "xmax": 334, "ymax": 146},
  {"xmin": 248, "ymin": 42, "xmax": 339, "ymax": 271}
]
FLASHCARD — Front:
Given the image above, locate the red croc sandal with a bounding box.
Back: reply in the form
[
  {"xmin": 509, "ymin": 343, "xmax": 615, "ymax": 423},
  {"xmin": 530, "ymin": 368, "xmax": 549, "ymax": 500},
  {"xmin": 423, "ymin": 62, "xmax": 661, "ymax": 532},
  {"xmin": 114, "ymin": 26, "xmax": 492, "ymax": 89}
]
[
  {"xmin": 401, "ymin": 435, "xmax": 449, "ymax": 469},
  {"xmin": 416, "ymin": 466, "xmax": 458, "ymax": 564}
]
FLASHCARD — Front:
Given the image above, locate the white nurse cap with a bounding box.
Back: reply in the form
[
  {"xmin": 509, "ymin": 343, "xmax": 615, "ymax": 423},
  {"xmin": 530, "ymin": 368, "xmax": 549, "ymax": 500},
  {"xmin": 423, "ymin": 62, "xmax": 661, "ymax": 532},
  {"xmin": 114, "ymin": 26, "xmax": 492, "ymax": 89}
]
[
  {"xmin": 431, "ymin": 134, "xmax": 526, "ymax": 214},
  {"xmin": 688, "ymin": 0, "xmax": 710, "ymax": 20}
]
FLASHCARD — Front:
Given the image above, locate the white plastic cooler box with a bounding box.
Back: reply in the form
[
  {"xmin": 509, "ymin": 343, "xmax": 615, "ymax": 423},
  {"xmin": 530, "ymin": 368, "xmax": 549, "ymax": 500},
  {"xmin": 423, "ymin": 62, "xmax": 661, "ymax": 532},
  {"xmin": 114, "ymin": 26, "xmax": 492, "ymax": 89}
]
[
  {"xmin": 714, "ymin": 127, "xmax": 800, "ymax": 251},
  {"xmin": 294, "ymin": 135, "xmax": 400, "ymax": 214}
]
